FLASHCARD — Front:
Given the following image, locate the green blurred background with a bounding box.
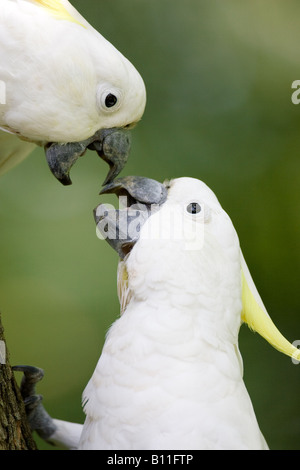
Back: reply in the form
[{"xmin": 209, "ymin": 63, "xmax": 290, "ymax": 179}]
[{"xmin": 0, "ymin": 0, "xmax": 299, "ymax": 450}]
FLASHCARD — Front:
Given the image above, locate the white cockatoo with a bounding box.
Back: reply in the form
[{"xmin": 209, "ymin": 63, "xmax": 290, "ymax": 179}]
[
  {"xmin": 0, "ymin": 0, "xmax": 146, "ymax": 185},
  {"xmin": 15, "ymin": 176, "xmax": 300, "ymax": 450}
]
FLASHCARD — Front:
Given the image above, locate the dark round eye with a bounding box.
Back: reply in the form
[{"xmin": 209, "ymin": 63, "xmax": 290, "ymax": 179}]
[
  {"xmin": 105, "ymin": 93, "xmax": 118, "ymax": 108},
  {"xmin": 186, "ymin": 202, "xmax": 201, "ymax": 214}
]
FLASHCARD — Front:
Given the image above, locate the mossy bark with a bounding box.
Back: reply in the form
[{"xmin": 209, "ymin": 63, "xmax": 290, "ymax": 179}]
[{"xmin": 0, "ymin": 313, "xmax": 37, "ymax": 450}]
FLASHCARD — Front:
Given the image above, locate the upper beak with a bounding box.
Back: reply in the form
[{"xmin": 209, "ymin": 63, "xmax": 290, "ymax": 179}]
[
  {"xmin": 94, "ymin": 176, "xmax": 168, "ymax": 259},
  {"xmin": 45, "ymin": 128, "xmax": 131, "ymax": 186}
]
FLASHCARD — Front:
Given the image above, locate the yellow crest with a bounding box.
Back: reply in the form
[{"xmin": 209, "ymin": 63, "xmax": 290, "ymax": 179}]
[
  {"xmin": 117, "ymin": 260, "xmax": 132, "ymax": 316},
  {"xmin": 32, "ymin": 0, "xmax": 84, "ymax": 27},
  {"xmin": 241, "ymin": 252, "xmax": 300, "ymax": 362}
]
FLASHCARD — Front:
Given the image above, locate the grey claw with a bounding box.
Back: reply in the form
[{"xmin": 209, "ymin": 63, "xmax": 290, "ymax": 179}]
[
  {"xmin": 12, "ymin": 365, "xmax": 44, "ymax": 382},
  {"xmin": 24, "ymin": 394, "xmax": 43, "ymax": 408},
  {"xmin": 13, "ymin": 365, "xmax": 44, "ymax": 399},
  {"xmin": 13, "ymin": 365, "xmax": 57, "ymax": 441}
]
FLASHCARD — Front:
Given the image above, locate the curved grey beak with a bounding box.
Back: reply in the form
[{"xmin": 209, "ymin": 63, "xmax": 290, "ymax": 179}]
[
  {"xmin": 94, "ymin": 176, "xmax": 168, "ymax": 259},
  {"xmin": 45, "ymin": 128, "xmax": 131, "ymax": 186}
]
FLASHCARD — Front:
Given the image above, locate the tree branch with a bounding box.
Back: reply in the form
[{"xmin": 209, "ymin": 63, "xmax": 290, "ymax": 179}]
[{"xmin": 0, "ymin": 312, "xmax": 37, "ymax": 450}]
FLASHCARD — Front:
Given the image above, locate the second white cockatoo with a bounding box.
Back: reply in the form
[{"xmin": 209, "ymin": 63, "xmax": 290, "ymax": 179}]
[
  {"xmin": 15, "ymin": 176, "xmax": 300, "ymax": 450},
  {"xmin": 0, "ymin": 0, "xmax": 146, "ymax": 185}
]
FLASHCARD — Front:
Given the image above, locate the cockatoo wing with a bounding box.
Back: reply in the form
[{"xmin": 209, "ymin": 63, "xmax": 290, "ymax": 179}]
[{"xmin": 0, "ymin": 129, "xmax": 36, "ymax": 176}]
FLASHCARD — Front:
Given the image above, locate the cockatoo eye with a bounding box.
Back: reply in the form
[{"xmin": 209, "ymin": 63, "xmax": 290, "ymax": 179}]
[
  {"xmin": 97, "ymin": 85, "xmax": 122, "ymax": 112},
  {"xmin": 186, "ymin": 202, "xmax": 201, "ymax": 214},
  {"xmin": 105, "ymin": 93, "xmax": 118, "ymax": 108}
]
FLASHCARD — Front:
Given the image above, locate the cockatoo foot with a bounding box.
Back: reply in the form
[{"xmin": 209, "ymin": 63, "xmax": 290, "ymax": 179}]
[{"xmin": 13, "ymin": 365, "xmax": 57, "ymax": 442}]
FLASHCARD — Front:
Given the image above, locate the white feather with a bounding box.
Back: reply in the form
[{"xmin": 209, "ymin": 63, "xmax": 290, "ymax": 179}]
[{"xmin": 0, "ymin": 129, "xmax": 36, "ymax": 175}]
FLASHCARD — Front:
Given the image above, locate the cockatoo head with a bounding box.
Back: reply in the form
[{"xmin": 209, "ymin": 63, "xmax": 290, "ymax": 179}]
[
  {"xmin": 1, "ymin": 0, "xmax": 146, "ymax": 185},
  {"xmin": 43, "ymin": 28, "xmax": 147, "ymax": 186},
  {"xmin": 95, "ymin": 175, "xmax": 300, "ymax": 363}
]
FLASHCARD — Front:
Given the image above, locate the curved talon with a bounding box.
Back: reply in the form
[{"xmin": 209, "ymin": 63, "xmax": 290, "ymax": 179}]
[
  {"xmin": 13, "ymin": 365, "xmax": 44, "ymax": 400},
  {"xmin": 12, "ymin": 365, "xmax": 44, "ymax": 382}
]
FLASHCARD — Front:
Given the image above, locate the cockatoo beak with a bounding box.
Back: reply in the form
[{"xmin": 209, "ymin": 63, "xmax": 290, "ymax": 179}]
[
  {"xmin": 94, "ymin": 176, "xmax": 167, "ymax": 258},
  {"xmin": 45, "ymin": 128, "xmax": 131, "ymax": 186},
  {"xmin": 241, "ymin": 252, "xmax": 300, "ymax": 362}
]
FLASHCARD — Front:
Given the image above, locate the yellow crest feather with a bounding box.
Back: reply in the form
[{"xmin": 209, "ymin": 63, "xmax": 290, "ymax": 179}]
[
  {"xmin": 32, "ymin": 0, "xmax": 84, "ymax": 26},
  {"xmin": 241, "ymin": 268, "xmax": 300, "ymax": 361},
  {"xmin": 117, "ymin": 260, "xmax": 132, "ymax": 316}
]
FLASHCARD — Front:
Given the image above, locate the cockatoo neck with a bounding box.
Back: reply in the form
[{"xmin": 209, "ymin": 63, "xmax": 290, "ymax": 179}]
[{"xmin": 123, "ymin": 231, "xmax": 243, "ymax": 349}]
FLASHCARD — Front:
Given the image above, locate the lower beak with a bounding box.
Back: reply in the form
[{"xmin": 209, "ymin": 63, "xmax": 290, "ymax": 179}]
[
  {"xmin": 45, "ymin": 128, "xmax": 131, "ymax": 186},
  {"xmin": 94, "ymin": 176, "xmax": 167, "ymax": 259}
]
